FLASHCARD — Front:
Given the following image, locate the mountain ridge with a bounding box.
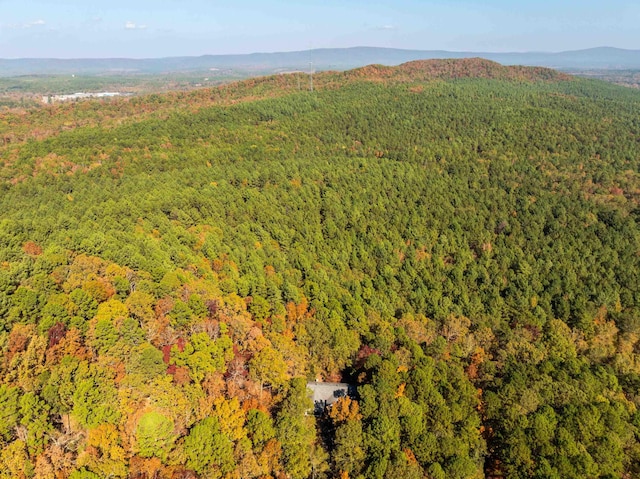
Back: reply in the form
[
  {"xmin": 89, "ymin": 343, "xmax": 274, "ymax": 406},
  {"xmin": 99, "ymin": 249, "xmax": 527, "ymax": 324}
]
[{"xmin": 1, "ymin": 46, "xmax": 639, "ymax": 77}]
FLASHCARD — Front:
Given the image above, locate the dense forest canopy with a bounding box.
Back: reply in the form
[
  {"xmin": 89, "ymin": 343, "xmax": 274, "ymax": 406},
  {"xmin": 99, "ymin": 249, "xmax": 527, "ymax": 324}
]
[{"xmin": 0, "ymin": 59, "xmax": 639, "ymax": 479}]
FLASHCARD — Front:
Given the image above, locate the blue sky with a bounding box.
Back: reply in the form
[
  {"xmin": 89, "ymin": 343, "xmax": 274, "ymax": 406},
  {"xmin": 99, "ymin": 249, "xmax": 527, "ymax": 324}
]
[{"xmin": 1, "ymin": 0, "xmax": 638, "ymax": 58}]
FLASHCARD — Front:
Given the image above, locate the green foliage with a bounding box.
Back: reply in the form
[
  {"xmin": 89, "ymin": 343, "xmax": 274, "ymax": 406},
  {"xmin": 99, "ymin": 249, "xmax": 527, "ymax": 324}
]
[
  {"xmin": 332, "ymin": 419, "xmax": 365, "ymax": 477},
  {"xmin": 168, "ymin": 299, "xmax": 193, "ymax": 328},
  {"xmin": 72, "ymin": 366, "xmax": 121, "ymax": 428},
  {"xmin": 248, "ymin": 295, "xmax": 271, "ymax": 322},
  {"xmin": 0, "ymin": 385, "xmax": 19, "ymax": 441},
  {"xmin": 69, "ymin": 469, "xmax": 101, "ymax": 479},
  {"xmin": 246, "ymin": 409, "xmax": 276, "ymax": 450},
  {"xmin": 171, "ymin": 331, "xmax": 233, "ymax": 382},
  {"xmin": 19, "ymin": 392, "xmax": 52, "ymax": 456},
  {"xmin": 183, "ymin": 416, "xmax": 235, "ymax": 474},
  {"xmin": 7, "ymin": 286, "xmax": 41, "ymax": 325},
  {"xmin": 127, "ymin": 343, "xmax": 166, "ymax": 380},
  {"xmin": 69, "ymin": 288, "xmax": 98, "ymax": 320},
  {"xmin": 89, "ymin": 319, "xmax": 118, "ymax": 354},
  {"xmin": 276, "ymin": 378, "xmax": 316, "ymax": 479},
  {"xmin": 120, "ymin": 316, "xmax": 145, "ymax": 347},
  {"xmin": 136, "ymin": 411, "xmax": 175, "ymax": 461}
]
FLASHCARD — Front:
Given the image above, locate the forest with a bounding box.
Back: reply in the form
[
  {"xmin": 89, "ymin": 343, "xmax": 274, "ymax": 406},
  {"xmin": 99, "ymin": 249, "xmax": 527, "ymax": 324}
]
[{"xmin": 0, "ymin": 58, "xmax": 639, "ymax": 479}]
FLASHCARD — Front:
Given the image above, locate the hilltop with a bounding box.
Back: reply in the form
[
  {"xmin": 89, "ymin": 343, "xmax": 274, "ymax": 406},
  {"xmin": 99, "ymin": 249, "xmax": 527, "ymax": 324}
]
[
  {"xmin": 0, "ymin": 59, "xmax": 573, "ymax": 151},
  {"xmin": 341, "ymin": 58, "xmax": 572, "ymax": 82}
]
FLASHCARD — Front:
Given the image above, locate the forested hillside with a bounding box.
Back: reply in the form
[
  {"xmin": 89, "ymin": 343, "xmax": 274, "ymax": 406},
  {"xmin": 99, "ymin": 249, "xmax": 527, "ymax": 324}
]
[{"xmin": 1, "ymin": 59, "xmax": 639, "ymax": 479}]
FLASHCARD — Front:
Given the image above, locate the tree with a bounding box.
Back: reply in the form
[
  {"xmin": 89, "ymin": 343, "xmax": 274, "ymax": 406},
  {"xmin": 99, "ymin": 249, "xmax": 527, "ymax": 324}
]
[
  {"xmin": 329, "ymin": 396, "xmax": 362, "ymax": 425},
  {"xmin": 88, "ymin": 318, "xmax": 118, "ymax": 354},
  {"xmin": 276, "ymin": 378, "xmax": 316, "ymax": 479},
  {"xmin": 19, "ymin": 392, "xmax": 52, "ymax": 457},
  {"xmin": 246, "ymin": 409, "xmax": 276, "ymax": 451},
  {"xmin": 213, "ymin": 397, "xmax": 246, "ymax": 442},
  {"xmin": 0, "ymin": 440, "xmax": 33, "ymax": 479},
  {"xmin": 125, "ymin": 290, "xmax": 155, "ymax": 325},
  {"xmin": 136, "ymin": 411, "xmax": 175, "ymax": 462},
  {"xmin": 248, "ymin": 295, "xmax": 271, "ymax": 322},
  {"xmin": 170, "ymin": 331, "xmax": 233, "ymax": 382},
  {"xmin": 0, "ymin": 385, "xmax": 19, "ymax": 441},
  {"xmin": 127, "ymin": 343, "xmax": 165, "ymax": 380},
  {"xmin": 168, "ymin": 299, "xmax": 193, "ymax": 329},
  {"xmin": 249, "ymin": 345, "xmax": 289, "ymax": 396},
  {"xmin": 76, "ymin": 424, "xmax": 127, "ymax": 478},
  {"xmin": 333, "ymin": 419, "xmax": 365, "ymax": 477},
  {"xmin": 182, "ymin": 416, "xmax": 235, "ymax": 475},
  {"xmin": 68, "ymin": 469, "xmax": 100, "ymax": 479},
  {"xmin": 69, "ymin": 289, "xmax": 98, "ymax": 320},
  {"xmin": 72, "ymin": 366, "xmax": 120, "ymax": 428},
  {"xmin": 7, "ymin": 286, "xmax": 41, "ymax": 325}
]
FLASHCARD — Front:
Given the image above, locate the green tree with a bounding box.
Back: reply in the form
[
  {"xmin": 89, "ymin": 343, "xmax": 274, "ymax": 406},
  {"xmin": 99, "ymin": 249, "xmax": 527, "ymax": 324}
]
[
  {"xmin": 171, "ymin": 331, "xmax": 233, "ymax": 382},
  {"xmin": 136, "ymin": 411, "xmax": 175, "ymax": 462},
  {"xmin": 72, "ymin": 367, "xmax": 120, "ymax": 428},
  {"xmin": 249, "ymin": 345, "xmax": 289, "ymax": 395},
  {"xmin": 276, "ymin": 378, "xmax": 316, "ymax": 479},
  {"xmin": 183, "ymin": 416, "xmax": 235, "ymax": 475},
  {"xmin": 19, "ymin": 392, "xmax": 52, "ymax": 457},
  {"xmin": 127, "ymin": 343, "xmax": 166, "ymax": 380},
  {"xmin": 246, "ymin": 409, "xmax": 276, "ymax": 451},
  {"xmin": 0, "ymin": 385, "xmax": 19, "ymax": 441}
]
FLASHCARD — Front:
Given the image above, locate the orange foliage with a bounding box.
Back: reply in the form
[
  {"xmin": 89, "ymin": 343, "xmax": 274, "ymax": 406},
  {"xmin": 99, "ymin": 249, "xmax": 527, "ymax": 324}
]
[
  {"xmin": 130, "ymin": 456, "xmax": 163, "ymax": 479},
  {"xmin": 155, "ymin": 297, "xmax": 174, "ymax": 318},
  {"xmin": 83, "ymin": 278, "xmax": 115, "ymax": 303},
  {"xmin": 329, "ymin": 397, "xmax": 362, "ymax": 425},
  {"xmin": 46, "ymin": 327, "xmax": 91, "ymax": 363},
  {"xmin": 202, "ymin": 371, "xmax": 226, "ymax": 397},
  {"xmin": 6, "ymin": 324, "xmax": 34, "ymax": 364},
  {"xmin": 285, "ymin": 296, "xmax": 311, "ymax": 326},
  {"xmin": 22, "ymin": 241, "xmax": 43, "ymax": 256},
  {"xmin": 171, "ymin": 366, "xmax": 192, "ymax": 386},
  {"xmin": 242, "ymin": 397, "xmax": 269, "ymax": 414},
  {"xmin": 403, "ymin": 448, "xmax": 418, "ymax": 464},
  {"xmin": 258, "ymin": 439, "xmax": 282, "ymax": 476}
]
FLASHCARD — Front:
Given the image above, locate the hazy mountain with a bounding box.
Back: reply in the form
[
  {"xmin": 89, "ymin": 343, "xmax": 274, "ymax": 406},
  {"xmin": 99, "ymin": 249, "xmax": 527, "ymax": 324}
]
[{"xmin": 1, "ymin": 46, "xmax": 639, "ymax": 77}]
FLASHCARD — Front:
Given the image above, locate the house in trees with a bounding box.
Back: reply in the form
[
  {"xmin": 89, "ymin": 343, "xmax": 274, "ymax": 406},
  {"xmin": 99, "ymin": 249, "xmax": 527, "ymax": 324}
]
[{"xmin": 307, "ymin": 382, "xmax": 356, "ymax": 415}]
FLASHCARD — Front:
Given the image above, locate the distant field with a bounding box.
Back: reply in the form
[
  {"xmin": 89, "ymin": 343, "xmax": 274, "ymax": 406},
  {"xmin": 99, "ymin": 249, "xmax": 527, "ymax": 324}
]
[
  {"xmin": 0, "ymin": 71, "xmax": 252, "ymax": 108},
  {"xmin": 570, "ymin": 69, "xmax": 640, "ymax": 89}
]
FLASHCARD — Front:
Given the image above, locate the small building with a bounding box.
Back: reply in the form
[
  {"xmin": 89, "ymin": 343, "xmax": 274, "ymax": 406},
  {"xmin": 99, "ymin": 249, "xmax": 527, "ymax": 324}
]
[{"xmin": 307, "ymin": 382, "xmax": 356, "ymax": 415}]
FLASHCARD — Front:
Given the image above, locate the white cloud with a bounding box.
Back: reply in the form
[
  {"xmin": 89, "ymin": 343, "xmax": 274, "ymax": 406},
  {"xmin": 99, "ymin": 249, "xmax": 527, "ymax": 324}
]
[
  {"xmin": 3, "ymin": 19, "xmax": 46, "ymax": 29},
  {"xmin": 125, "ymin": 21, "xmax": 147, "ymax": 30},
  {"xmin": 378, "ymin": 25, "xmax": 397, "ymax": 31}
]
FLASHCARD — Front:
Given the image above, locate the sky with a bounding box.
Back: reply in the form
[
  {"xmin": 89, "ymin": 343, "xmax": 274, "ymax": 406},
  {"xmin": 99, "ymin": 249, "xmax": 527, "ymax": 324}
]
[{"xmin": 0, "ymin": 0, "xmax": 638, "ymax": 58}]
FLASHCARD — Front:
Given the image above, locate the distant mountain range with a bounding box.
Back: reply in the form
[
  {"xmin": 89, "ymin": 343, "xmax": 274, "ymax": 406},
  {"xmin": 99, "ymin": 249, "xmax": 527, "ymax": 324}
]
[{"xmin": 1, "ymin": 46, "xmax": 639, "ymax": 77}]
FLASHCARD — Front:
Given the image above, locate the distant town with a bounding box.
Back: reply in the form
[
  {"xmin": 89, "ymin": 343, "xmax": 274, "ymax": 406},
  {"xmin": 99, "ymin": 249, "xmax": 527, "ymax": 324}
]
[{"xmin": 42, "ymin": 91, "xmax": 125, "ymax": 103}]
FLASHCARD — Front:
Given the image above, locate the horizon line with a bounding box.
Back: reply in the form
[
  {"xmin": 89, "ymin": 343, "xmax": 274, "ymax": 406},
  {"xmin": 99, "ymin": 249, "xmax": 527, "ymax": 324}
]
[{"xmin": 1, "ymin": 45, "xmax": 636, "ymax": 62}]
